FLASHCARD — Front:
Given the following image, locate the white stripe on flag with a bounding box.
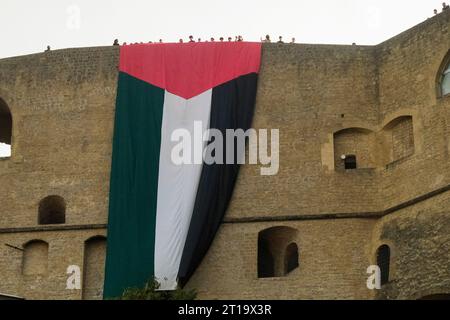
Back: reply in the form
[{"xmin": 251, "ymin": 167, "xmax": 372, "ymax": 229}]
[{"xmin": 155, "ymin": 89, "xmax": 212, "ymax": 290}]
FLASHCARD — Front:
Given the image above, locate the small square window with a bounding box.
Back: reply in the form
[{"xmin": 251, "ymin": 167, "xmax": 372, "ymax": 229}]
[{"xmin": 344, "ymin": 155, "xmax": 357, "ymax": 170}]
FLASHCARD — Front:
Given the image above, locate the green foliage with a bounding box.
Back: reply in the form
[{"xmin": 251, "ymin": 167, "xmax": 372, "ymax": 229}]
[{"xmin": 116, "ymin": 278, "xmax": 197, "ymax": 300}]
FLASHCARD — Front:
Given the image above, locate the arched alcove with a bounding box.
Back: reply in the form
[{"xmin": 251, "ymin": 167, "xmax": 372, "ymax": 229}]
[
  {"xmin": 258, "ymin": 226, "xmax": 299, "ymax": 278},
  {"xmin": 333, "ymin": 127, "xmax": 376, "ymax": 170},
  {"xmin": 382, "ymin": 116, "xmax": 415, "ymax": 164},
  {"xmin": 38, "ymin": 195, "xmax": 66, "ymax": 225},
  {"xmin": 82, "ymin": 236, "xmax": 107, "ymax": 300},
  {"xmin": 22, "ymin": 240, "xmax": 49, "ymax": 276}
]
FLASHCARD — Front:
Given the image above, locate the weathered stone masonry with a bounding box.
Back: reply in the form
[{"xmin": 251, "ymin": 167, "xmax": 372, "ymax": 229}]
[{"xmin": 0, "ymin": 11, "xmax": 449, "ymax": 299}]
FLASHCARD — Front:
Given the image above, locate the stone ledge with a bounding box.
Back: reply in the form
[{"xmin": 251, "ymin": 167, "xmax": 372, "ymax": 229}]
[
  {"xmin": 224, "ymin": 183, "xmax": 450, "ymax": 224},
  {"xmin": 0, "ymin": 223, "xmax": 107, "ymax": 234}
]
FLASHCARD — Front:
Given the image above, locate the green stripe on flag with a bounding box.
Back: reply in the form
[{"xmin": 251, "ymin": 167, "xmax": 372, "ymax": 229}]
[{"xmin": 104, "ymin": 72, "xmax": 165, "ymax": 299}]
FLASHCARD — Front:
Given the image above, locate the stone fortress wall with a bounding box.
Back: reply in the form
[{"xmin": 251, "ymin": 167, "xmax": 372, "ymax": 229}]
[{"xmin": 0, "ymin": 11, "xmax": 449, "ymax": 299}]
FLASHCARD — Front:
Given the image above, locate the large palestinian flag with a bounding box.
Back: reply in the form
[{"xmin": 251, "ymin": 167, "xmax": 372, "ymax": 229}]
[{"xmin": 104, "ymin": 42, "xmax": 261, "ymax": 298}]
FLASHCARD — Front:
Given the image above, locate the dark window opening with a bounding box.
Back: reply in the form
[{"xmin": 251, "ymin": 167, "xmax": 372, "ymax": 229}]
[
  {"xmin": 0, "ymin": 98, "xmax": 12, "ymax": 158},
  {"xmin": 285, "ymin": 243, "xmax": 299, "ymax": 274},
  {"xmin": 38, "ymin": 195, "xmax": 66, "ymax": 225},
  {"xmin": 257, "ymin": 238, "xmax": 274, "ymax": 278},
  {"xmin": 344, "ymin": 155, "xmax": 357, "ymax": 170},
  {"xmin": 376, "ymin": 245, "xmax": 390, "ymax": 286}
]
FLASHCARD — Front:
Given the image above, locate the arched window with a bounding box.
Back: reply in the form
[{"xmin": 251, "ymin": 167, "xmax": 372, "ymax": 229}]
[
  {"xmin": 284, "ymin": 243, "xmax": 299, "ymax": 274},
  {"xmin": 257, "ymin": 226, "xmax": 298, "ymax": 278},
  {"xmin": 376, "ymin": 245, "xmax": 391, "ymax": 286},
  {"xmin": 438, "ymin": 52, "xmax": 450, "ymax": 97},
  {"xmin": 22, "ymin": 240, "xmax": 49, "ymax": 275},
  {"xmin": 0, "ymin": 98, "xmax": 12, "ymax": 158},
  {"xmin": 38, "ymin": 195, "xmax": 66, "ymax": 225},
  {"xmin": 442, "ymin": 64, "xmax": 450, "ymax": 96},
  {"xmin": 83, "ymin": 236, "xmax": 107, "ymax": 300}
]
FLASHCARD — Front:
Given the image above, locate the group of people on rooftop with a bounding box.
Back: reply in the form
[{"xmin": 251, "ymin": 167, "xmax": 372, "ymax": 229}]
[
  {"xmin": 114, "ymin": 34, "xmax": 296, "ymax": 46},
  {"xmin": 434, "ymin": 2, "xmax": 450, "ymax": 15},
  {"xmin": 45, "ymin": 3, "xmax": 450, "ymax": 52}
]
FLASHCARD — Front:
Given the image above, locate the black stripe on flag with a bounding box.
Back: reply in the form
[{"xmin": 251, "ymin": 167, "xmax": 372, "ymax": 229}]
[{"xmin": 178, "ymin": 72, "xmax": 259, "ymax": 285}]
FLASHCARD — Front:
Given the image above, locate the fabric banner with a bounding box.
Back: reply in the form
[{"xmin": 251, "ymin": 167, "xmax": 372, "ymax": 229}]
[{"xmin": 104, "ymin": 42, "xmax": 261, "ymax": 298}]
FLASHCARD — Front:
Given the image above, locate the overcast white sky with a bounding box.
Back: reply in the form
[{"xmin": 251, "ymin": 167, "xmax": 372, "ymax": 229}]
[
  {"xmin": 0, "ymin": 144, "xmax": 10, "ymax": 156},
  {"xmin": 0, "ymin": 0, "xmax": 445, "ymax": 59}
]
